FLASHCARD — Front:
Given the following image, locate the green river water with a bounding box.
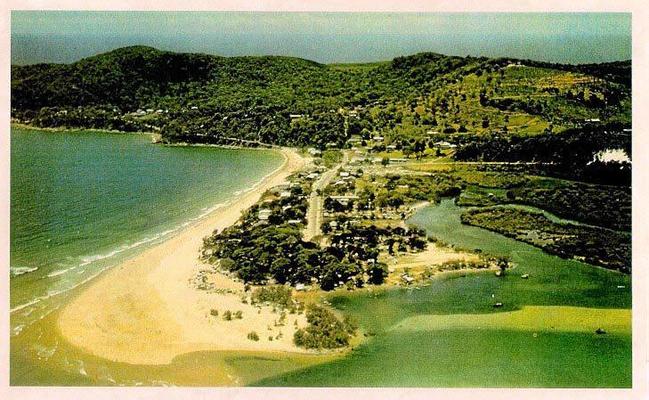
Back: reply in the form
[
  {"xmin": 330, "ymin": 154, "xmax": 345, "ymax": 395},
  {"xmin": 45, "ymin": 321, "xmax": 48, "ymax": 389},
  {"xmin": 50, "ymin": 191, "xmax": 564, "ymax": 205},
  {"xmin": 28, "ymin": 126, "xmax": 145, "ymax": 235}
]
[{"xmin": 255, "ymin": 199, "xmax": 631, "ymax": 387}]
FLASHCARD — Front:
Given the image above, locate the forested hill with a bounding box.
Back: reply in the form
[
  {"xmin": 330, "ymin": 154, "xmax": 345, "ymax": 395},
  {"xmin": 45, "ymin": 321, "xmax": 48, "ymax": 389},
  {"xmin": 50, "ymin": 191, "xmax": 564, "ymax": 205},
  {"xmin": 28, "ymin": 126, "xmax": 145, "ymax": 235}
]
[{"xmin": 11, "ymin": 46, "xmax": 631, "ymax": 148}]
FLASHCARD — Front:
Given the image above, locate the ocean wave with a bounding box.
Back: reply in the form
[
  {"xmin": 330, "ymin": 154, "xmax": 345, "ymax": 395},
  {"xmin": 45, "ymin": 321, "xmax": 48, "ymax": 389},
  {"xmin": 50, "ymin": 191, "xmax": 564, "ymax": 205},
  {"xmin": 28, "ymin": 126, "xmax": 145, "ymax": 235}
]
[
  {"xmin": 12, "ymin": 324, "xmax": 25, "ymax": 336},
  {"xmin": 11, "ymin": 171, "xmax": 280, "ymax": 316},
  {"xmin": 10, "ymin": 298, "xmax": 41, "ymax": 313},
  {"xmin": 10, "ymin": 266, "xmax": 39, "ymax": 277},
  {"xmin": 78, "ymin": 229, "xmax": 177, "ymax": 267},
  {"xmin": 47, "ymin": 268, "xmax": 73, "ymax": 278},
  {"xmin": 10, "ymin": 270, "xmax": 104, "ymax": 314}
]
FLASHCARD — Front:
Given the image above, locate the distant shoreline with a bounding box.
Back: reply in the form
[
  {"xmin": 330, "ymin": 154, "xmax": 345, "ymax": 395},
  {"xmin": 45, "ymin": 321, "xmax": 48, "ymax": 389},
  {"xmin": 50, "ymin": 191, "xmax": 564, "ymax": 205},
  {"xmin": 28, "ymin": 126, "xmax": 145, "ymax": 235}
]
[
  {"xmin": 11, "ymin": 122, "xmax": 155, "ymax": 136},
  {"xmin": 11, "ymin": 123, "xmax": 285, "ymax": 151}
]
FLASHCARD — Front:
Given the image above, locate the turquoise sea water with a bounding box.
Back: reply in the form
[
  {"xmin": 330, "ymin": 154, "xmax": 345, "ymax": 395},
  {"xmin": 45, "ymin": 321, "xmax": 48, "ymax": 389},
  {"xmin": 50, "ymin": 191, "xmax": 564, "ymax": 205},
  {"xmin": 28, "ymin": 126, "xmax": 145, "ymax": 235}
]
[{"xmin": 10, "ymin": 127, "xmax": 282, "ymax": 322}]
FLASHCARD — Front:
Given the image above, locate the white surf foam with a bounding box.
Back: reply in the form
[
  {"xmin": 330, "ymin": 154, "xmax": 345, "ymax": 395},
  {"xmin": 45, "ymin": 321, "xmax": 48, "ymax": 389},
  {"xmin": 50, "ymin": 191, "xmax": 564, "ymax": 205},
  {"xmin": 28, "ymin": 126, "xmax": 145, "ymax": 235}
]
[{"xmin": 10, "ymin": 266, "xmax": 39, "ymax": 277}]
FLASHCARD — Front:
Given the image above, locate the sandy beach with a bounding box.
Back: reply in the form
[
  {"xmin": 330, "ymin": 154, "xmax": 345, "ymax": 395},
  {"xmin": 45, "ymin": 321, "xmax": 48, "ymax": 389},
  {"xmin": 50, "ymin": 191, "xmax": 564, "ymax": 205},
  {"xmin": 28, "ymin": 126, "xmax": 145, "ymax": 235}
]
[{"xmin": 58, "ymin": 147, "xmax": 312, "ymax": 365}]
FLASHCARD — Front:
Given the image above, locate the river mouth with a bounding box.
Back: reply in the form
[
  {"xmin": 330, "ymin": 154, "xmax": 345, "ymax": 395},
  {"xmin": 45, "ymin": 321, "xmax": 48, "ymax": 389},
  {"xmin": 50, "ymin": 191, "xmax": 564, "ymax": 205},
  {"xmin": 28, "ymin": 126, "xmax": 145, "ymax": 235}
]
[
  {"xmin": 10, "ymin": 131, "xmax": 632, "ymax": 389},
  {"xmin": 253, "ymin": 198, "xmax": 631, "ymax": 387}
]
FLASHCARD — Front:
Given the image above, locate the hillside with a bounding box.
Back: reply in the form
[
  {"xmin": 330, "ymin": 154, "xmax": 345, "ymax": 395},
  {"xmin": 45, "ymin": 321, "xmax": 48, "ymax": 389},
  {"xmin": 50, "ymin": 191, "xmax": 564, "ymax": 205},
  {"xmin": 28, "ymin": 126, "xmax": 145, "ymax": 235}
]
[{"xmin": 11, "ymin": 46, "xmax": 631, "ymax": 149}]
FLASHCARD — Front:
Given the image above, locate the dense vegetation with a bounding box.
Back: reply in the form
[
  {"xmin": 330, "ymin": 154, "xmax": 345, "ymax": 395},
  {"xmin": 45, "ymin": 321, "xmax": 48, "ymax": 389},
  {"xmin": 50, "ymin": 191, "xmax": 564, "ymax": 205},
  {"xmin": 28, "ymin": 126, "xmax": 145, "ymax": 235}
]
[
  {"xmin": 449, "ymin": 167, "xmax": 631, "ymax": 232},
  {"xmin": 251, "ymin": 285, "xmax": 294, "ymax": 309},
  {"xmin": 507, "ymin": 180, "xmax": 631, "ymax": 231},
  {"xmin": 453, "ymin": 124, "xmax": 631, "ymax": 185},
  {"xmin": 293, "ymin": 305, "xmax": 357, "ymax": 349},
  {"xmin": 461, "ymin": 207, "xmax": 631, "ymax": 273},
  {"xmin": 12, "ymin": 46, "xmax": 630, "ymax": 150},
  {"xmin": 200, "ymin": 175, "xmax": 418, "ymax": 290}
]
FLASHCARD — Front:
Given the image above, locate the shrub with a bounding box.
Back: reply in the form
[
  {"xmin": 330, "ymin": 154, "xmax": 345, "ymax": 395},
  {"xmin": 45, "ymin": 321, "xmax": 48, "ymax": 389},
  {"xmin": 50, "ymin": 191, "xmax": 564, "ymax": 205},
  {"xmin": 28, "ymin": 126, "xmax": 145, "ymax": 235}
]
[
  {"xmin": 247, "ymin": 331, "xmax": 260, "ymax": 341},
  {"xmin": 210, "ymin": 309, "xmax": 219, "ymax": 316},
  {"xmin": 223, "ymin": 310, "xmax": 232, "ymax": 321},
  {"xmin": 293, "ymin": 305, "xmax": 356, "ymax": 349},
  {"xmin": 251, "ymin": 285, "xmax": 293, "ymax": 308}
]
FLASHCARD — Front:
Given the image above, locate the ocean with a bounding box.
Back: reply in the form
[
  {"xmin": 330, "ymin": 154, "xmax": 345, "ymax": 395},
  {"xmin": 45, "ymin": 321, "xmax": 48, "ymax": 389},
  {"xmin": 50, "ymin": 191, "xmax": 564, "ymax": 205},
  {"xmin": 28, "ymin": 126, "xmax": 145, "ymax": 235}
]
[{"xmin": 10, "ymin": 127, "xmax": 282, "ymax": 334}]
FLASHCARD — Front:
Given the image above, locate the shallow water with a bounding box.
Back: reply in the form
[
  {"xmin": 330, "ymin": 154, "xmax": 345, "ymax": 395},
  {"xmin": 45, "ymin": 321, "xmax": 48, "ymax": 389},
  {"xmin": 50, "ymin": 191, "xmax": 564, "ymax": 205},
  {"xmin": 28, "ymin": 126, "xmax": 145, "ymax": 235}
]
[
  {"xmin": 254, "ymin": 199, "xmax": 631, "ymax": 387},
  {"xmin": 10, "ymin": 127, "xmax": 285, "ymax": 385}
]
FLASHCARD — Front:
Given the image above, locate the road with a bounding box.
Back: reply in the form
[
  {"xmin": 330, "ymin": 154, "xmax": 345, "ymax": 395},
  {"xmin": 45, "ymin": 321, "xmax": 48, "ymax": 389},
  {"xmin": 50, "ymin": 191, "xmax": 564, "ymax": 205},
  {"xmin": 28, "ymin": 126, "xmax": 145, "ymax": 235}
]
[{"xmin": 303, "ymin": 151, "xmax": 349, "ymax": 242}]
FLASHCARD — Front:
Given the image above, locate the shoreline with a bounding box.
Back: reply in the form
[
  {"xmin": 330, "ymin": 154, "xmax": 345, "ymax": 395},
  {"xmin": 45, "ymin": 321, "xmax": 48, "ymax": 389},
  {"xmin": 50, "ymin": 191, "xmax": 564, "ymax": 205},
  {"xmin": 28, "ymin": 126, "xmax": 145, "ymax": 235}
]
[
  {"xmin": 57, "ymin": 147, "xmax": 315, "ymax": 365},
  {"xmin": 10, "ymin": 122, "xmax": 155, "ymax": 136}
]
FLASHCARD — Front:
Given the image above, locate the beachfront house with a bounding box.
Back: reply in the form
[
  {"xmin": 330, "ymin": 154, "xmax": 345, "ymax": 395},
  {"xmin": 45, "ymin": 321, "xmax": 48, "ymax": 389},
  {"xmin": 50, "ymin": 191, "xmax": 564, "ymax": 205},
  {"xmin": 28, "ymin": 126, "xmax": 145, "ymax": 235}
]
[
  {"xmin": 258, "ymin": 209, "xmax": 272, "ymax": 221},
  {"xmin": 270, "ymin": 184, "xmax": 290, "ymax": 194}
]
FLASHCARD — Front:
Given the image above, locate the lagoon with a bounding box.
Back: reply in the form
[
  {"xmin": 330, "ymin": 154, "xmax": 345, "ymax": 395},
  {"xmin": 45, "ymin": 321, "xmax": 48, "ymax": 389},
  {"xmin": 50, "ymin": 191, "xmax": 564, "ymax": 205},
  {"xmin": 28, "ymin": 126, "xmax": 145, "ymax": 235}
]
[{"xmin": 255, "ymin": 199, "xmax": 631, "ymax": 387}]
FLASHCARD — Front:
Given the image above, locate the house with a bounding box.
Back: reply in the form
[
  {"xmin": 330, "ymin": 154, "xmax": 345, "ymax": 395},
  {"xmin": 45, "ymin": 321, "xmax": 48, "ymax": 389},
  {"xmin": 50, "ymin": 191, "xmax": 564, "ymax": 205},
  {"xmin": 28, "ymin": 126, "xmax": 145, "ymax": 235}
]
[
  {"xmin": 434, "ymin": 141, "xmax": 457, "ymax": 149},
  {"xmin": 295, "ymin": 283, "xmax": 307, "ymax": 291},
  {"xmin": 270, "ymin": 184, "xmax": 290, "ymax": 194},
  {"xmin": 329, "ymin": 221, "xmax": 339, "ymax": 229},
  {"xmin": 426, "ymin": 130, "xmax": 439, "ymax": 136},
  {"xmin": 287, "ymin": 219, "xmax": 302, "ymax": 225},
  {"xmin": 279, "ymin": 191, "xmax": 292, "ymax": 198},
  {"xmin": 389, "ymin": 158, "xmax": 408, "ymax": 164},
  {"xmin": 190, "ymin": 106, "xmax": 199, "ymax": 110},
  {"xmin": 307, "ymin": 148, "xmax": 322, "ymax": 156},
  {"xmin": 340, "ymin": 171, "xmax": 350, "ymax": 177},
  {"xmin": 258, "ymin": 209, "xmax": 272, "ymax": 221},
  {"xmin": 289, "ymin": 114, "xmax": 304, "ymax": 119},
  {"xmin": 330, "ymin": 195, "xmax": 359, "ymax": 201},
  {"xmin": 306, "ymin": 172, "xmax": 320, "ymax": 180},
  {"xmin": 330, "ymin": 195, "xmax": 359, "ymax": 206},
  {"xmin": 373, "ymin": 136, "xmax": 384, "ymax": 142}
]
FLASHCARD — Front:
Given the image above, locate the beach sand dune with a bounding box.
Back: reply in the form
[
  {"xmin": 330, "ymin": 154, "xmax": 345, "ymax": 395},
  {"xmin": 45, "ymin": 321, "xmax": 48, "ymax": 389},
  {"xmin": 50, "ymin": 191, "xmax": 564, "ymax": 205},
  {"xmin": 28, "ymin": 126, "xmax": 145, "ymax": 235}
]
[{"xmin": 58, "ymin": 148, "xmax": 311, "ymax": 365}]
